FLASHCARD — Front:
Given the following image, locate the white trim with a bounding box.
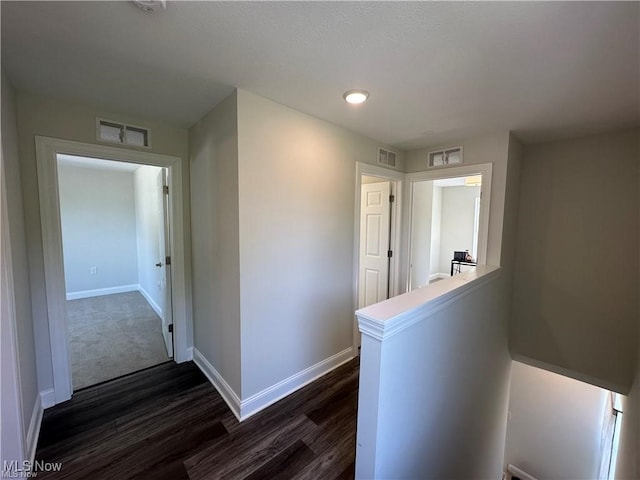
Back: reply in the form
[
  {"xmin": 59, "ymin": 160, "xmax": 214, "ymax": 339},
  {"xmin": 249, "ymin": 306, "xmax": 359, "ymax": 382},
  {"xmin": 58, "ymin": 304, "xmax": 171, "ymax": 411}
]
[
  {"xmin": 35, "ymin": 137, "xmax": 72, "ymax": 404},
  {"xmin": 39, "ymin": 389, "xmax": 55, "ymax": 409},
  {"xmin": 404, "ymin": 162, "xmax": 493, "ymax": 293},
  {"xmin": 35, "ymin": 136, "xmax": 193, "ymax": 405},
  {"xmin": 357, "ymin": 265, "xmax": 500, "ymax": 341},
  {"xmin": 137, "ymin": 285, "xmax": 162, "ymax": 318},
  {"xmin": 185, "ymin": 346, "xmax": 194, "ymax": 361},
  {"xmin": 240, "ymin": 347, "xmax": 354, "ymax": 421},
  {"xmin": 353, "ymin": 162, "xmax": 404, "ymax": 351},
  {"xmin": 26, "ymin": 396, "xmax": 43, "ymax": 464},
  {"xmin": 66, "ymin": 284, "xmax": 139, "ymax": 301},
  {"xmin": 192, "ymin": 347, "xmax": 242, "ymax": 421},
  {"xmin": 192, "ymin": 347, "xmax": 355, "ymax": 423}
]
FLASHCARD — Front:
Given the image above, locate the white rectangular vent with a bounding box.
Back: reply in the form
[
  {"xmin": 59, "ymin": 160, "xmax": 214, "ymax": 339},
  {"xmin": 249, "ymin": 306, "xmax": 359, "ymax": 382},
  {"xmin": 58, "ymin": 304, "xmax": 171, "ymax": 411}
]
[
  {"xmin": 428, "ymin": 146, "xmax": 463, "ymax": 167},
  {"xmin": 97, "ymin": 119, "xmax": 150, "ymax": 148},
  {"xmin": 378, "ymin": 147, "xmax": 397, "ymax": 168}
]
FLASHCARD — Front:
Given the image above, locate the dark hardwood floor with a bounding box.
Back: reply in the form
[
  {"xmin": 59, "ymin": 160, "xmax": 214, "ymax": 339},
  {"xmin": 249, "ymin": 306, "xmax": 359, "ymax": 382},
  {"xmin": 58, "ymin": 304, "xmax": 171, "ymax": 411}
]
[{"xmin": 35, "ymin": 357, "xmax": 359, "ymax": 480}]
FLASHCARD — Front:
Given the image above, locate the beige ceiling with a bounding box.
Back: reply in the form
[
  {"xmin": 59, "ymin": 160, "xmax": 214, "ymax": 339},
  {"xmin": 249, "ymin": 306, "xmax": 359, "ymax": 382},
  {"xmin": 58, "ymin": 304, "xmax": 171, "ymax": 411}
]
[{"xmin": 2, "ymin": 1, "xmax": 638, "ymax": 150}]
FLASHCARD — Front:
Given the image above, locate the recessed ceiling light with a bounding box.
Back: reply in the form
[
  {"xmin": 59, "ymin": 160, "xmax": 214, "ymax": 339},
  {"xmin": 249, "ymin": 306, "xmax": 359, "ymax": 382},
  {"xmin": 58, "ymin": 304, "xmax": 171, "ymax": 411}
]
[{"xmin": 343, "ymin": 90, "xmax": 369, "ymax": 104}]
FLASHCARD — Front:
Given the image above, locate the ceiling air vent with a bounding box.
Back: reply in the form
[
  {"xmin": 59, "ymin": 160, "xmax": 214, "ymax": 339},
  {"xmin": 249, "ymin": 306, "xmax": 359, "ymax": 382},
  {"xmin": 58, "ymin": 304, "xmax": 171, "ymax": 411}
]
[
  {"xmin": 378, "ymin": 147, "xmax": 397, "ymax": 168},
  {"xmin": 428, "ymin": 146, "xmax": 463, "ymax": 168},
  {"xmin": 97, "ymin": 119, "xmax": 150, "ymax": 148}
]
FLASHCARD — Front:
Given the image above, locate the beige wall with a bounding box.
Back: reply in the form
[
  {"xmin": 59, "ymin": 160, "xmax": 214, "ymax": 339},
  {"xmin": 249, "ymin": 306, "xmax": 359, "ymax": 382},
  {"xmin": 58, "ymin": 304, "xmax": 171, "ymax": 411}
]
[
  {"xmin": 615, "ymin": 148, "xmax": 640, "ymax": 477},
  {"xmin": 406, "ymin": 132, "xmax": 511, "ymax": 268},
  {"xmin": 503, "ymin": 133, "xmax": 524, "ymax": 276},
  {"xmin": 188, "ymin": 89, "xmax": 401, "ymax": 400},
  {"xmin": 189, "ymin": 91, "xmax": 242, "ymax": 395},
  {"xmin": 15, "ymin": 93, "xmax": 190, "ymax": 393},
  {"xmin": 511, "ymin": 128, "xmax": 639, "ymax": 394},
  {"xmin": 1, "ymin": 70, "xmax": 39, "ymax": 462},
  {"xmin": 236, "ymin": 89, "xmax": 398, "ymax": 397}
]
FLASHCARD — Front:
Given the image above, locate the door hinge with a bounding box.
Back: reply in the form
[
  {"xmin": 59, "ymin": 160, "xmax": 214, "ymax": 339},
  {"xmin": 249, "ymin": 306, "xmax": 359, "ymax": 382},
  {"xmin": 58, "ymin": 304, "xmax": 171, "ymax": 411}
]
[
  {"xmin": 165, "ymin": 256, "xmax": 171, "ymax": 265},
  {"xmin": 389, "ymin": 194, "xmax": 395, "ymax": 203},
  {"xmin": 387, "ymin": 250, "xmax": 393, "ymax": 258},
  {"xmin": 168, "ymin": 324, "xmax": 173, "ymax": 333},
  {"xmin": 163, "ymin": 185, "xmax": 169, "ymax": 195}
]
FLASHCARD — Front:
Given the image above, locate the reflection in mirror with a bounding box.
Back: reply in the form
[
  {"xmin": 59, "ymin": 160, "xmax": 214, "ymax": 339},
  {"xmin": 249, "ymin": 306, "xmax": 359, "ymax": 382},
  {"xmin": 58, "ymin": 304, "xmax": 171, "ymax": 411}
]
[{"xmin": 409, "ymin": 175, "xmax": 482, "ymax": 290}]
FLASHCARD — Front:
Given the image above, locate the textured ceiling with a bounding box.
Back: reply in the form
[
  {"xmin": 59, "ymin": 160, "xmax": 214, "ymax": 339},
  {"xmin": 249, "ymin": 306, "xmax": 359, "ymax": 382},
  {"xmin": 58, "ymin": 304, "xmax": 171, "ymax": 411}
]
[{"xmin": 2, "ymin": 1, "xmax": 638, "ymax": 149}]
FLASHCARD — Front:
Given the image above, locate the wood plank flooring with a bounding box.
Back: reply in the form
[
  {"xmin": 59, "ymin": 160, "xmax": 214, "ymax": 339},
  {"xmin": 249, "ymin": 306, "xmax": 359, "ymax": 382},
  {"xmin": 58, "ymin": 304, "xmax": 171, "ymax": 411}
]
[{"xmin": 35, "ymin": 357, "xmax": 359, "ymax": 480}]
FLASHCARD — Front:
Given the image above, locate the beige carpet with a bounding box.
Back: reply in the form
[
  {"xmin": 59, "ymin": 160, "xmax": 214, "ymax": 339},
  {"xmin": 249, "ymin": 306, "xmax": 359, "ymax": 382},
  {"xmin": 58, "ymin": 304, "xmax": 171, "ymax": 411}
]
[{"xmin": 67, "ymin": 291, "xmax": 171, "ymax": 390}]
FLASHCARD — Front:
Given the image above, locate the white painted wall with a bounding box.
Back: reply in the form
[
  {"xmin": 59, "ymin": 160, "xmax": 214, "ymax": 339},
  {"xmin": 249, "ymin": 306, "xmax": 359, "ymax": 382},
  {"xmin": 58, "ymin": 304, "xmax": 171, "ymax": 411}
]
[
  {"xmin": 134, "ymin": 165, "xmax": 165, "ymax": 314},
  {"xmin": 438, "ymin": 185, "xmax": 480, "ymax": 273},
  {"xmin": 236, "ymin": 89, "xmax": 396, "ymax": 398},
  {"xmin": 1, "ymin": 70, "xmax": 39, "ymax": 469},
  {"xmin": 356, "ymin": 269, "xmax": 512, "ymax": 479},
  {"xmin": 57, "ymin": 165, "xmax": 138, "ymax": 294},
  {"xmin": 409, "ymin": 180, "xmax": 433, "ymax": 289},
  {"xmin": 15, "ymin": 92, "xmax": 191, "ymax": 395},
  {"xmin": 512, "ymin": 128, "xmax": 639, "ymax": 393},
  {"xmin": 504, "ymin": 361, "xmax": 608, "ymax": 480},
  {"xmin": 189, "ymin": 91, "xmax": 242, "ymax": 396}
]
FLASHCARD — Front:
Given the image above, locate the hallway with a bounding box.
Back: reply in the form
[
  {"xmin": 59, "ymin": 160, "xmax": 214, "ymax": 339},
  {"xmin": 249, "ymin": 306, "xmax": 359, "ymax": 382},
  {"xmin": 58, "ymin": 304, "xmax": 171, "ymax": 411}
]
[{"xmin": 35, "ymin": 358, "xmax": 359, "ymax": 479}]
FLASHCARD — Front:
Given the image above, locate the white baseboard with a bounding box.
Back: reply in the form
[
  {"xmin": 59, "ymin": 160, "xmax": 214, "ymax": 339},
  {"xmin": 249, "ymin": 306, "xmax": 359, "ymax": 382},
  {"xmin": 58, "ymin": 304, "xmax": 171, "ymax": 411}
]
[
  {"xmin": 40, "ymin": 389, "xmax": 55, "ymax": 409},
  {"xmin": 66, "ymin": 284, "xmax": 139, "ymax": 300},
  {"xmin": 192, "ymin": 347, "xmax": 354, "ymax": 423},
  {"xmin": 26, "ymin": 395, "xmax": 44, "ymax": 463},
  {"xmin": 192, "ymin": 347, "xmax": 242, "ymax": 421},
  {"xmin": 138, "ymin": 286, "xmax": 162, "ymax": 318},
  {"xmin": 240, "ymin": 347, "xmax": 353, "ymax": 421}
]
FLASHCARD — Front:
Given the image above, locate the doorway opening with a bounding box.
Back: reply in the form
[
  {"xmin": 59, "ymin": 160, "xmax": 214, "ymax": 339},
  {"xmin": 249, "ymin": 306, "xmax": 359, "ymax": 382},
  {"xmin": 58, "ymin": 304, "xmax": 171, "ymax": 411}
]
[
  {"xmin": 408, "ymin": 175, "xmax": 482, "ymax": 290},
  {"xmin": 57, "ymin": 154, "xmax": 173, "ymax": 389},
  {"xmin": 36, "ymin": 136, "xmax": 190, "ymax": 406},
  {"xmin": 353, "ymin": 162, "xmax": 403, "ymax": 348},
  {"xmin": 406, "ymin": 163, "xmax": 492, "ymax": 291}
]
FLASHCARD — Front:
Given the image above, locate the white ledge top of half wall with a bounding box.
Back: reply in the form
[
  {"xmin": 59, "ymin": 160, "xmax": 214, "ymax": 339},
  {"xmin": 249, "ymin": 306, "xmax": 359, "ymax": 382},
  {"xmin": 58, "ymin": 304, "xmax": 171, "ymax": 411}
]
[{"xmin": 356, "ymin": 265, "xmax": 501, "ymax": 341}]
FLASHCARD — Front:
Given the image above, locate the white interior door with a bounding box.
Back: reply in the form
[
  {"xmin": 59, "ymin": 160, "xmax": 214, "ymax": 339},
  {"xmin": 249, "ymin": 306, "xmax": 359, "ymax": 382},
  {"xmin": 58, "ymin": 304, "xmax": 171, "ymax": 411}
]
[
  {"xmin": 358, "ymin": 181, "xmax": 391, "ymax": 309},
  {"xmin": 157, "ymin": 169, "xmax": 173, "ymax": 357}
]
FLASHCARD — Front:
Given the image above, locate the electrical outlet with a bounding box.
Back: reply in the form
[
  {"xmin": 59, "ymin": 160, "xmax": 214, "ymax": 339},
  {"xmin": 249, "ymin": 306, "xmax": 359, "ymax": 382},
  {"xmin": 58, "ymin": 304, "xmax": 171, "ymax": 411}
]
[{"xmin": 90, "ymin": 267, "xmax": 97, "ymax": 275}]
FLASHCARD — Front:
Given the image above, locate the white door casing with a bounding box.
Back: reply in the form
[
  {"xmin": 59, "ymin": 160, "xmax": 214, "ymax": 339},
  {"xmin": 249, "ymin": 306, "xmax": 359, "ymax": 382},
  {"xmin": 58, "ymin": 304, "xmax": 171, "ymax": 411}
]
[
  {"xmin": 358, "ymin": 181, "xmax": 391, "ymax": 309},
  {"xmin": 35, "ymin": 136, "xmax": 191, "ymax": 405},
  {"xmin": 157, "ymin": 169, "xmax": 173, "ymax": 357},
  {"xmin": 404, "ymin": 163, "xmax": 493, "ymax": 288},
  {"xmin": 353, "ymin": 162, "xmax": 403, "ymax": 352}
]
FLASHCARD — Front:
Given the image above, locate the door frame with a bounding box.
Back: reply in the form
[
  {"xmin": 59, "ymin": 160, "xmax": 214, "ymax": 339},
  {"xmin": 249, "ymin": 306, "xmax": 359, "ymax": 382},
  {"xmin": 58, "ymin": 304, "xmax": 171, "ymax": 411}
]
[
  {"xmin": 404, "ymin": 162, "xmax": 493, "ymax": 291},
  {"xmin": 35, "ymin": 136, "xmax": 191, "ymax": 405},
  {"xmin": 157, "ymin": 168, "xmax": 174, "ymax": 357},
  {"xmin": 353, "ymin": 162, "xmax": 403, "ymax": 350}
]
